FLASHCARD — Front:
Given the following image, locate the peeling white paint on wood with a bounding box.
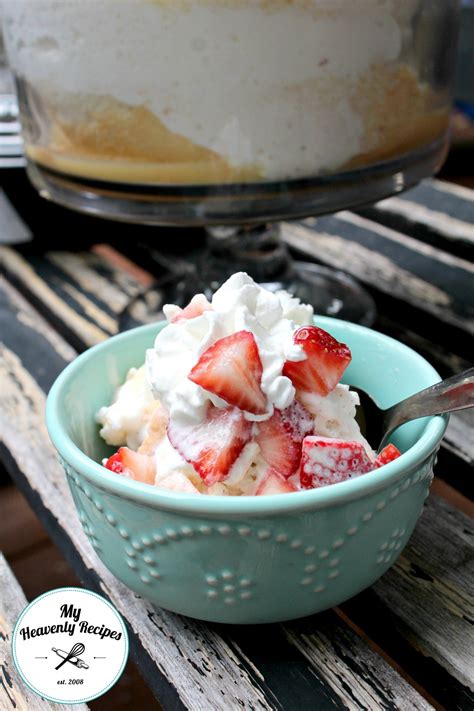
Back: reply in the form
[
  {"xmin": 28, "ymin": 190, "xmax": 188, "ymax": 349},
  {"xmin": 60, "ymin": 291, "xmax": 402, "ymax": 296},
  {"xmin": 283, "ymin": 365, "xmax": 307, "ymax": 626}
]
[
  {"xmin": 282, "ymin": 225, "xmax": 450, "ymax": 301},
  {"xmin": 374, "ymin": 496, "xmax": 474, "ymax": 690},
  {"xmin": 281, "ymin": 223, "xmax": 473, "ymax": 336},
  {"xmin": 2, "ymin": 277, "xmax": 76, "ymax": 362},
  {"xmin": 371, "ymin": 197, "xmax": 474, "ymax": 245},
  {"xmin": 336, "ymin": 212, "xmax": 474, "ymax": 271},
  {"xmin": 47, "ymin": 252, "xmax": 140, "ymax": 312},
  {"xmin": 283, "ymin": 623, "xmax": 433, "ymax": 711},
  {"xmin": 431, "ymin": 179, "xmax": 474, "ymax": 203},
  {"xmin": 59, "ymin": 282, "xmax": 118, "ymax": 335},
  {"xmin": 0, "ymin": 247, "xmax": 108, "ymax": 346}
]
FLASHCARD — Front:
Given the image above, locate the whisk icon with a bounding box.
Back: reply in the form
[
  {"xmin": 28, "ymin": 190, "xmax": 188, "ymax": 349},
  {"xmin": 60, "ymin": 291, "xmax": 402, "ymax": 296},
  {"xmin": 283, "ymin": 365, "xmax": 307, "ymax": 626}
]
[{"xmin": 53, "ymin": 643, "xmax": 88, "ymax": 670}]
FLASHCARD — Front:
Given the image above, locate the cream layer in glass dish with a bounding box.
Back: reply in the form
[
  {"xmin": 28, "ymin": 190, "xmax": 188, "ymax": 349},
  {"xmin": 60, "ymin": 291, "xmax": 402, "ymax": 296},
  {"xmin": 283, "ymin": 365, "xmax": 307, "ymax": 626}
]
[{"xmin": 2, "ymin": 0, "xmax": 449, "ymax": 184}]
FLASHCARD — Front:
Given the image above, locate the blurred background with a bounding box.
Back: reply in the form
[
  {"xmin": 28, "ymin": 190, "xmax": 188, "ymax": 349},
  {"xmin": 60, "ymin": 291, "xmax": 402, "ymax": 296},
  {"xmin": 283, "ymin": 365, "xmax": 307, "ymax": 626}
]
[{"xmin": 441, "ymin": 0, "xmax": 474, "ymax": 188}]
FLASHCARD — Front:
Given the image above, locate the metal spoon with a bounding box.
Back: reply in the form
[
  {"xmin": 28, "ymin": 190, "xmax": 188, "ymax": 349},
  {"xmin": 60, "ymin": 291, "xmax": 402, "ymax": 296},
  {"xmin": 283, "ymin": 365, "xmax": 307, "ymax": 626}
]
[{"xmin": 354, "ymin": 368, "xmax": 474, "ymax": 453}]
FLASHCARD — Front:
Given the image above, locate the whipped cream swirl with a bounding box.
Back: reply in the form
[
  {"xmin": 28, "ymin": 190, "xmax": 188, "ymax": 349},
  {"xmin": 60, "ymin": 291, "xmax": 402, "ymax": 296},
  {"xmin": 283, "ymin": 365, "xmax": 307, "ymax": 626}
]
[{"xmin": 146, "ymin": 272, "xmax": 313, "ymax": 425}]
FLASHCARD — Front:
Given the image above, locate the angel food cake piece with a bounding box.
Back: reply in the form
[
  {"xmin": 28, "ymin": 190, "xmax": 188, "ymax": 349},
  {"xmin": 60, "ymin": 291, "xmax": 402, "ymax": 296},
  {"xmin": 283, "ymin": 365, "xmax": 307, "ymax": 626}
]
[{"xmin": 97, "ymin": 273, "xmax": 400, "ymax": 495}]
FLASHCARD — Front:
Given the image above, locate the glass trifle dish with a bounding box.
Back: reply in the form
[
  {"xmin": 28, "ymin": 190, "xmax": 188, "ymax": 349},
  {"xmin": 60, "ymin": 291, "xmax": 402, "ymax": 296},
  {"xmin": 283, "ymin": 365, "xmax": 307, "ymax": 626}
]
[{"xmin": 1, "ymin": 0, "xmax": 459, "ymax": 224}]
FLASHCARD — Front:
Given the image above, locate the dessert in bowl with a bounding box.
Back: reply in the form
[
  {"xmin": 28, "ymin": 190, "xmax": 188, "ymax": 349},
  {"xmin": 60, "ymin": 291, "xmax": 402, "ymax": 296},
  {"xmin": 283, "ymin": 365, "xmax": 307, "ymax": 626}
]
[
  {"xmin": 46, "ymin": 275, "xmax": 447, "ymax": 623},
  {"xmin": 96, "ymin": 273, "xmax": 399, "ymax": 496}
]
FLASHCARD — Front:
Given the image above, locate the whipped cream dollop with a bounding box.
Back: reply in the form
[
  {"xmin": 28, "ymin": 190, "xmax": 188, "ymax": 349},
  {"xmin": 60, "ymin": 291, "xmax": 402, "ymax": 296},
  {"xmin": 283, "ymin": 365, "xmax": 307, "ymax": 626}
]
[{"xmin": 146, "ymin": 273, "xmax": 313, "ymax": 426}]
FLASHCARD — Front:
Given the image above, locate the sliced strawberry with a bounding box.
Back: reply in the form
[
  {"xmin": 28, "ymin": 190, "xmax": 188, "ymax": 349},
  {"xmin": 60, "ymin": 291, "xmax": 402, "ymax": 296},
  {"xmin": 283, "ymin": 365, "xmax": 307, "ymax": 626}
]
[
  {"xmin": 300, "ymin": 436, "xmax": 373, "ymax": 489},
  {"xmin": 283, "ymin": 326, "xmax": 351, "ymax": 396},
  {"xmin": 104, "ymin": 451, "xmax": 125, "ymax": 474},
  {"xmin": 374, "ymin": 443, "xmax": 401, "ymax": 468},
  {"xmin": 104, "ymin": 447, "xmax": 155, "ymax": 485},
  {"xmin": 256, "ymin": 399, "xmax": 314, "ymax": 478},
  {"xmin": 167, "ymin": 405, "xmax": 252, "ymax": 486},
  {"xmin": 188, "ymin": 330, "xmax": 266, "ymax": 415},
  {"xmin": 256, "ymin": 468, "xmax": 298, "ymax": 496},
  {"xmin": 171, "ymin": 294, "xmax": 212, "ymax": 324}
]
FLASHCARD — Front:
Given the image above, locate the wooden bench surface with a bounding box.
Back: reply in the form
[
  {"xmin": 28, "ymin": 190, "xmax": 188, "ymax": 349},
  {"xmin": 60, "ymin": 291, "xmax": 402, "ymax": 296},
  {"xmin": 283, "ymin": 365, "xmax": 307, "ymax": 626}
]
[{"xmin": 0, "ymin": 173, "xmax": 473, "ymax": 710}]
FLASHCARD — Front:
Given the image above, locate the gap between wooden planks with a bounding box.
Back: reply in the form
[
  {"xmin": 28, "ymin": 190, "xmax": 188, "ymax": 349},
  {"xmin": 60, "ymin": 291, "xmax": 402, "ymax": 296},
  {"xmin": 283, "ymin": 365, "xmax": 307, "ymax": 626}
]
[
  {"xmin": 431, "ymin": 478, "xmax": 473, "ymax": 519},
  {"xmin": 93, "ymin": 244, "xmax": 155, "ymax": 287}
]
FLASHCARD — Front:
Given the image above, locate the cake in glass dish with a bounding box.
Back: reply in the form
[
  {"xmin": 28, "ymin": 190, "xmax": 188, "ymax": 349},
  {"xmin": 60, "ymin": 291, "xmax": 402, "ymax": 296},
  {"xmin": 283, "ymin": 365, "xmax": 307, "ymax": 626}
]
[{"xmin": 2, "ymin": 0, "xmax": 451, "ymax": 186}]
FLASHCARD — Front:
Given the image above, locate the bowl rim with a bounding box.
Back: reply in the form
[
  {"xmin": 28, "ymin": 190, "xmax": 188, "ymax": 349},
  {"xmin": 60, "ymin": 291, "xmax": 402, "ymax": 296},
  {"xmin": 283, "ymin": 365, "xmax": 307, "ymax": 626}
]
[{"xmin": 46, "ymin": 318, "xmax": 448, "ymax": 515}]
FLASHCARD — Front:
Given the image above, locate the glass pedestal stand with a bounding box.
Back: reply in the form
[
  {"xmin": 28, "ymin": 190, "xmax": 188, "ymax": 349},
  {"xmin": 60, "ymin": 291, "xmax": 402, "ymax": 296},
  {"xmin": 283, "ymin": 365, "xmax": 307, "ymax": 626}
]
[{"xmin": 118, "ymin": 222, "xmax": 376, "ymax": 331}]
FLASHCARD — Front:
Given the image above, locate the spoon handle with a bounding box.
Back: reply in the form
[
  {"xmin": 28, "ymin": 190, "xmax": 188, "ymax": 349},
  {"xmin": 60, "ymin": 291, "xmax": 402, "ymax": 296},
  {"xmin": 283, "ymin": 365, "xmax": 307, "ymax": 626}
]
[{"xmin": 381, "ymin": 368, "xmax": 474, "ymax": 450}]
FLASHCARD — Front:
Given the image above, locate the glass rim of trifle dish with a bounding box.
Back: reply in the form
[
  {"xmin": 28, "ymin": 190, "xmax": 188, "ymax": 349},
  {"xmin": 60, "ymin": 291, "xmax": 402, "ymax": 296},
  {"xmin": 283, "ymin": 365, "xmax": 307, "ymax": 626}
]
[{"xmin": 25, "ymin": 134, "xmax": 449, "ymax": 226}]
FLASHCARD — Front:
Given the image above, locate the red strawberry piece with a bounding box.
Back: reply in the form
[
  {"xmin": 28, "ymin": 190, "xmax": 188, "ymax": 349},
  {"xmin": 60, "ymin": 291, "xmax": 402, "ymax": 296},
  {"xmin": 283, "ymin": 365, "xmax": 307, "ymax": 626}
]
[
  {"xmin": 104, "ymin": 447, "xmax": 155, "ymax": 485},
  {"xmin": 300, "ymin": 437, "xmax": 373, "ymax": 489},
  {"xmin": 374, "ymin": 443, "xmax": 401, "ymax": 468},
  {"xmin": 171, "ymin": 294, "xmax": 212, "ymax": 323},
  {"xmin": 256, "ymin": 468, "xmax": 298, "ymax": 496},
  {"xmin": 256, "ymin": 399, "xmax": 314, "ymax": 478},
  {"xmin": 188, "ymin": 330, "xmax": 267, "ymax": 415},
  {"xmin": 104, "ymin": 451, "xmax": 124, "ymax": 474},
  {"xmin": 283, "ymin": 326, "xmax": 351, "ymax": 396},
  {"xmin": 167, "ymin": 405, "xmax": 252, "ymax": 486}
]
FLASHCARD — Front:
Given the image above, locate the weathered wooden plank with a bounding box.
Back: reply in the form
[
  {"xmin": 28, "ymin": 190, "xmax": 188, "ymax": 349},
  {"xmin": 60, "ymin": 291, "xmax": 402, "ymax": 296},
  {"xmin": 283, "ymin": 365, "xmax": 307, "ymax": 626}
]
[
  {"xmin": 224, "ymin": 618, "xmax": 435, "ymax": 711},
  {"xmin": 0, "ymin": 245, "xmax": 143, "ymax": 350},
  {"xmin": 442, "ymin": 408, "xmax": 474, "ymax": 468},
  {"xmin": 430, "ymin": 180, "xmax": 474, "ymax": 205},
  {"xmin": 0, "ymin": 553, "xmax": 90, "ymax": 711},
  {"xmin": 359, "ymin": 179, "xmax": 474, "ymax": 257},
  {"xmin": 384, "ymin": 178, "xmax": 474, "ymax": 216},
  {"xmin": 374, "ymin": 495, "xmax": 474, "ymax": 689},
  {"xmin": 375, "ymin": 193, "xmax": 474, "ymax": 243},
  {"xmin": 0, "ymin": 247, "xmax": 109, "ymax": 348},
  {"xmin": 437, "ymin": 409, "xmax": 474, "ymax": 500},
  {"xmin": 431, "ymin": 478, "xmax": 474, "ymax": 521},
  {"xmin": 362, "ymin": 196, "xmax": 474, "ymax": 248},
  {"xmin": 341, "ymin": 587, "xmax": 474, "ymax": 710},
  {"xmin": 0, "ymin": 276, "xmax": 437, "ymax": 710},
  {"xmin": 281, "ymin": 212, "xmax": 474, "ymax": 343},
  {"xmin": 282, "ymin": 616, "xmax": 432, "ymax": 711},
  {"xmin": 2, "ymin": 196, "xmax": 473, "ymax": 349},
  {"xmin": 341, "ymin": 495, "xmax": 474, "ymax": 710},
  {"xmin": 374, "ymin": 314, "xmax": 472, "ymax": 382},
  {"xmin": 93, "ymin": 244, "xmax": 155, "ymax": 288}
]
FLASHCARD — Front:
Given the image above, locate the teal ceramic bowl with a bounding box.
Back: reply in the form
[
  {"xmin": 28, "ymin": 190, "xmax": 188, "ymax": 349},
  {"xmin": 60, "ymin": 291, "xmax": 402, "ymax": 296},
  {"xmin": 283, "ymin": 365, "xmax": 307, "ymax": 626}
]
[{"xmin": 46, "ymin": 318, "xmax": 447, "ymax": 624}]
